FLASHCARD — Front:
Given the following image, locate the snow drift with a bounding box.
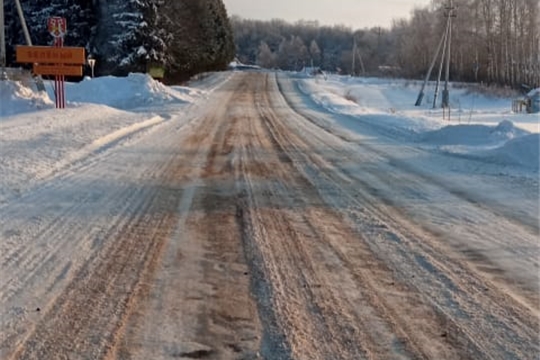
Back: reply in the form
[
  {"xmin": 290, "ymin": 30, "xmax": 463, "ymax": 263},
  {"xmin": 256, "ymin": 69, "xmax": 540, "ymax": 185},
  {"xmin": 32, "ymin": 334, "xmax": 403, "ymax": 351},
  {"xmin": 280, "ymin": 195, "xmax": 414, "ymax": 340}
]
[
  {"xmin": 298, "ymin": 75, "xmax": 539, "ymax": 172},
  {"xmin": 0, "ymin": 80, "xmax": 54, "ymax": 116}
]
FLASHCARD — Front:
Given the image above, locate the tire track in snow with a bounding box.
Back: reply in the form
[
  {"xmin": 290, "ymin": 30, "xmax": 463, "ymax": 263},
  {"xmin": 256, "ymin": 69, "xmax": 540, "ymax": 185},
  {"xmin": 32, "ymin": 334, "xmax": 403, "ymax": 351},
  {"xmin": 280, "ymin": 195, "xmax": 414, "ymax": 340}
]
[
  {"xmin": 279, "ymin": 74, "xmax": 539, "ymax": 236},
  {"xmin": 2, "ymin": 71, "xmax": 537, "ymax": 360},
  {"xmin": 268, "ymin": 73, "xmax": 539, "ymax": 359},
  {"xmin": 277, "ymin": 73, "xmax": 540, "ymax": 314},
  {"xmin": 279, "ymin": 75, "xmax": 539, "ymax": 270},
  {"xmin": 1, "ymin": 106, "xmax": 202, "ymax": 359},
  {"xmin": 250, "ymin": 75, "xmax": 465, "ymax": 359},
  {"xmin": 0, "ymin": 112, "xmax": 194, "ymax": 310},
  {"xmin": 115, "ymin": 78, "xmax": 262, "ymax": 360},
  {"xmin": 0, "ymin": 115, "xmax": 166, "ymax": 207}
]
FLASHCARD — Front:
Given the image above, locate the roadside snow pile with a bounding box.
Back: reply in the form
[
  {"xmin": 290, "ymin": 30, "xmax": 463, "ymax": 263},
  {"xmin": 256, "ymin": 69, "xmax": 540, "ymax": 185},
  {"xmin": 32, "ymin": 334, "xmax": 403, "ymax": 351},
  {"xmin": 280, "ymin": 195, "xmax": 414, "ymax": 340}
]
[
  {"xmin": 0, "ymin": 72, "xmax": 206, "ymax": 200},
  {"xmin": 298, "ymin": 74, "xmax": 539, "ymax": 171},
  {"xmin": 484, "ymin": 134, "xmax": 539, "ymax": 170},
  {"xmin": 0, "ymin": 80, "xmax": 53, "ymax": 116},
  {"xmin": 299, "ymin": 80, "xmax": 362, "ymax": 115},
  {"xmin": 229, "ymin": 60, "xmax": 261, "ymax": 70},
  {"xmin": 419, "ymin": 120, "xmax": 538, "ymax": 170},
  {"xmin": 0, "ymin": 104, "xmax": 162, "ymax": 194},
  {"xmin": 420, "ymin": 120, "xmax": 528, "ymax": 147},
  {"xmin": 67, "ymin": 73, "xmax": 196, "ymax": 109}
]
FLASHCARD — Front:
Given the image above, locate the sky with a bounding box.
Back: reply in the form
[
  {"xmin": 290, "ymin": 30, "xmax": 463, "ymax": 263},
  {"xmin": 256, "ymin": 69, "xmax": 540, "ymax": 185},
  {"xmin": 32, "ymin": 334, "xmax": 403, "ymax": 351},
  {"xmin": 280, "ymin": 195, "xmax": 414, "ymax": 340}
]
[{"xmin": 222, "ymin": 0, "xmax": 433, "ymax": 29}]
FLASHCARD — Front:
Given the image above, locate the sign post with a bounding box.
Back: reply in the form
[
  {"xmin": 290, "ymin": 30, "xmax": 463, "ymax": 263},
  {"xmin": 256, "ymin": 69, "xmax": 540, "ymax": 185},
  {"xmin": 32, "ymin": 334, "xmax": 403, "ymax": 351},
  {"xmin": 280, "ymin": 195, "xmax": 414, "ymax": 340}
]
[
  {"xmin": 15, "ymin": 20, "xmax": 85, "ymax": 109},
  {"xmin": 88, "ymin": 57, "xmax": 96, "ymax": 78},
  {"xmin": 48, "ymin": 17, "xmax": 67, "ymax": 108}
]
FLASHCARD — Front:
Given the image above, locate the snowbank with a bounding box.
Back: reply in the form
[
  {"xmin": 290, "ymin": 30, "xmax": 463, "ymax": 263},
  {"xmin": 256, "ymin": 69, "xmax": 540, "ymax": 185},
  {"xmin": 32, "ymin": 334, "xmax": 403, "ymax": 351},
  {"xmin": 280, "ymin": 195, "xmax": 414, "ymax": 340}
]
[
  {"xmin": 419, "ymin": 120, "xmax": 537, "ymax": 169},
  {"xmin": 0, "ymin": 72, "xmax": 211, "ymax": 201},
  {"xmin": 66, "ymin": 73, "xmax": 196, "ymax": 109},
  {"xmin": 0, "ymin": 102, "xmax": 165, "ymax": 201},
  {"xmin": 298, "ymin": 75, "xmax": 539, "ymax": 171},
  {"xmin": 420, "ymin": 120, "xmax": 528, "ymax": 147},
  {"xmin": 484, "ymin": 134, "xmax": 540, "ymax": 170},
  {"xmin": 0, "ymin": 73, "xmax": 201, "ymax": 117},
  {"xmin": 2, "ymin": 72, "xmax": 538, "ymax": 173},
  {"xmin": 0, "ymin": 80, "xmax": 54, "ymax": 116}
]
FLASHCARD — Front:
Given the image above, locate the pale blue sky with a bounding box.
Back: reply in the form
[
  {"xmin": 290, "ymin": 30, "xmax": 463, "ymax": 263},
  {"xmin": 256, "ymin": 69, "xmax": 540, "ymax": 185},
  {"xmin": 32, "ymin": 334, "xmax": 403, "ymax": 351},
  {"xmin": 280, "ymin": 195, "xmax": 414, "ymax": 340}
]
[{"xmin": 223, "ymin": 0, "xmax": 432, "ymax": 29}]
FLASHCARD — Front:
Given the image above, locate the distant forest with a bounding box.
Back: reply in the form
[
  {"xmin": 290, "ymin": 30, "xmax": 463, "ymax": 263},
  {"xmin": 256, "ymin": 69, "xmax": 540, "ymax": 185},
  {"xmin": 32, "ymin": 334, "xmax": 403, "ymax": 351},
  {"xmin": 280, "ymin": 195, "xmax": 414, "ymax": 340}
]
[
  {"xmin": 4, "ymin": 0, "xmax": 235, "ymax": 82},
  {"xmin": 232, "ymin": 0, "xmax": 540, "ymax": 88}
]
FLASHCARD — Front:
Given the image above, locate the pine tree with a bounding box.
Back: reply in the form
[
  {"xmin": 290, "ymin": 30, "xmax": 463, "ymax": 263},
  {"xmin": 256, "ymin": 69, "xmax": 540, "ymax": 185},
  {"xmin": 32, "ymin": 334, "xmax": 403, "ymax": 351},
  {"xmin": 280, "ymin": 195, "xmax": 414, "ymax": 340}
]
[
  {"xmin": 91, "ymin": 0, "xmax": 144, "ymax": 74},
  {"xmin": 138, "ymin": 0, "xmax": 173, "ymax": 68},
  {"xmin": 163, "ymin": 0, "xmax": 235, "ymax": 81},
  {"xmin": 4, "ymin": 0, "xmax": 96, "ymax": 64},
  {"xmin": 4, "ymin": 0, "xmax": 235, "ymax": 80}
]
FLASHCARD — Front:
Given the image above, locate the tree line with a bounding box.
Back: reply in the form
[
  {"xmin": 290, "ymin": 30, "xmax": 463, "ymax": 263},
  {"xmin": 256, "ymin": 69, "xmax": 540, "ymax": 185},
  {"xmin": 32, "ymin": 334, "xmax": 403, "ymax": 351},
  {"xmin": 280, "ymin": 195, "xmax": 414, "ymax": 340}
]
[
  {"xmin": 232, "ymin": 0, "xmax": 539, "ymax": 88},
  {"xmin": 3, "ymin": 0, "xmax": 235, "ymax": 82},
  {"xmin": 395, "ymin": 0, "xmax": 539, "ymax": 89}
]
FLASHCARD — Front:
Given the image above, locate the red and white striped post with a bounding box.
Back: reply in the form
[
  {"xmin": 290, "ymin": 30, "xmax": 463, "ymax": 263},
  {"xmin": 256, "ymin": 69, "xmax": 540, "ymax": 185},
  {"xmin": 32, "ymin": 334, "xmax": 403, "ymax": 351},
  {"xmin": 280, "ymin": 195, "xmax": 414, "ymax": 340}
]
[{"xmin": 48, "ymin": 17, "xmax": 67, "ymax": 109}]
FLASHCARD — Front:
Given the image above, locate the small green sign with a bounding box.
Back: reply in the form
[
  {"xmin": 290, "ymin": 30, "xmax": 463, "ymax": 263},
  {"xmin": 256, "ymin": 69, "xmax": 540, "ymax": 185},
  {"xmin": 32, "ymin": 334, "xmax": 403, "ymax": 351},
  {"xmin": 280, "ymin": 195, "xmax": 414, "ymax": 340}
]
[{"xmin": 148, "ymin": 66, "xmax": 165, "ymax": 79}]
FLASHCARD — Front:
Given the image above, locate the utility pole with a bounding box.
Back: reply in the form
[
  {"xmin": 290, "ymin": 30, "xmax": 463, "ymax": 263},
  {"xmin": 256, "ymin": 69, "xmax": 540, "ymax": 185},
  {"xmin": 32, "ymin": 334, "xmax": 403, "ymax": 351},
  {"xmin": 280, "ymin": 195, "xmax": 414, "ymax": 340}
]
[
  {"xmin": 0, "ymin": 0, "xmax": 6, "ymax": 79},
  {"xmin": 14, "ymin": 0, "xmax": 45, "ymax": 91},
  {"xmin": 14, "ymin": 0, "xmax": 31, "ymax": 46},
  {"xmin": 415, "ymin": 16, "xmax": 449, "ymax": 106},
  {"xmin": 352, "ymin": 38, "xmax": 356, "ymax": 76},
  {"xmin": 351, "ymin": 37, "xmax": 365, "ymax": 77},
  {"xmin": 415, "ymin": 0, "xmax": 457, "ymax": 108},
  {"xmin": 433, "ymin": 16, "xmax": 450, "ymax": 108},
  {"xmin": 442, "ymin": 0, "xmax": 456, "ymax": 109},
  {"xmin": 358, "ymin": 46, "xmax": 365, "ymax": 76}
]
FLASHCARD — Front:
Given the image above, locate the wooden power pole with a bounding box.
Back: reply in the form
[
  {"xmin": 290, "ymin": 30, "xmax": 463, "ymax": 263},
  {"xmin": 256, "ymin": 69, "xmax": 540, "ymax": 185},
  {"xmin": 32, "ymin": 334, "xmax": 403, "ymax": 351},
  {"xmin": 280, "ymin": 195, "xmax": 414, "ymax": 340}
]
[
  {"xmin": 0, "ymin": 0, "xmax": 6, "ymax": 78},
  {"xmin": 442, "ymin": 0, "xmax": 457, "ymax": 109},
  {"xmin": 415, "ymin": 0, "xmax": 457, "ymax": 108},
  {"xmin": 11, "ymin": 0, "xmax": 45, "ymax": 90}
]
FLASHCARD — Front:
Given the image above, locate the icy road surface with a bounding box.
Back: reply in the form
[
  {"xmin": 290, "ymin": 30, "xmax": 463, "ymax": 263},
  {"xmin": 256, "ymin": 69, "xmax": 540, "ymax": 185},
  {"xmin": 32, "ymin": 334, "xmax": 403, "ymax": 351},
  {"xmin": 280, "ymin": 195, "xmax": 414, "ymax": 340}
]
[{"xmin": 1, "ymin": 72, "xmax": 538, "ymax": 359}]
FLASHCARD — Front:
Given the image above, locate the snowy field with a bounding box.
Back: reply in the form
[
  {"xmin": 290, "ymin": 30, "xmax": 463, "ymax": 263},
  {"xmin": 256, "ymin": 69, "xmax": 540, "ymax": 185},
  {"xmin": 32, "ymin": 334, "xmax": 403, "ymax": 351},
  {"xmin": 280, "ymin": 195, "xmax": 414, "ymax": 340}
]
[{"xmin": 297, "ymin": 74, "xmax": 539, "ymax": 171}]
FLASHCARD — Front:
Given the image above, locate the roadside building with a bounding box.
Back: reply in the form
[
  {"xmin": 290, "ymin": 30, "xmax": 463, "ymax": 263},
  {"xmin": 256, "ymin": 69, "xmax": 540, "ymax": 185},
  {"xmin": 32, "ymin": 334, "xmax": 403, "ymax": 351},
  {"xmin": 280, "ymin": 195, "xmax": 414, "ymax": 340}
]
[{"xmin": 526, "ymin": 88, "xmax": 540, "ymax": 113}]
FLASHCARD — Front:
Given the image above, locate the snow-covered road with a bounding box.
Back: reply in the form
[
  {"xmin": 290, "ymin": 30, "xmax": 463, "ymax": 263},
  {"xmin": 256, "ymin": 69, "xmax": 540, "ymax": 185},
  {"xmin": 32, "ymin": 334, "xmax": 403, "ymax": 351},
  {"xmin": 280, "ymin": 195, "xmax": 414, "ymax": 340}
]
[{"xmin": 0, "ymin": 72, "xmax": 538, "ymax": 359}]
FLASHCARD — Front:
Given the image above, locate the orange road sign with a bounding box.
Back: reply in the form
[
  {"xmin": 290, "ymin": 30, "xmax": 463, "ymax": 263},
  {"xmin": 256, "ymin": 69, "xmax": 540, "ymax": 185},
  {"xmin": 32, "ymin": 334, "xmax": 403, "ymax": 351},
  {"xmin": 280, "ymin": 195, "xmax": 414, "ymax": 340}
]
[
  {"xmin": 16, "ymin": 46, "xmax": 86, "ymax": 65},
  {"xmin": 33, "ymin": 64, "xmax": 83, "ymax": 76}
]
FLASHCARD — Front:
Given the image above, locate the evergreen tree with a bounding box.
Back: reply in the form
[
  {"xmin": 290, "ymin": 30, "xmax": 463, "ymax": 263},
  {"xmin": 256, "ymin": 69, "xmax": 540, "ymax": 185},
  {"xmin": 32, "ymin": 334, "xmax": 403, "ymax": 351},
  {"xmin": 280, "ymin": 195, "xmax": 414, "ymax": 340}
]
[
  {"xmin": 4, "ymin": 0, "xmax": 96, "ymax": 63},
  {"xmin": 92, "ymin": 0, "xmax": 173, "ymax": 75},
  {"xmin": 91, "ymin": 0, "xmax": 145, "ymax": 74},
  {"xmin": 3, "ymin": 0, "xmax": 236, "ymax": 81},
  {"xmin": 164, "ymin": 0, "xmax": 235, "ymax": 81},
  {"xmin": 139, "ymin": 0, "xmax": 173, "ymax": 68}
]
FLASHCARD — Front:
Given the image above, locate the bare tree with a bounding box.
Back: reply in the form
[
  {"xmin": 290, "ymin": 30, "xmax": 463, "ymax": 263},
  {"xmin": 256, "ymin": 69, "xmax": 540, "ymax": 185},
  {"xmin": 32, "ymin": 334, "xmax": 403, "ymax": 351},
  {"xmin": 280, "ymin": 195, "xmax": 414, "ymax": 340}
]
[
  {"xmin": 309, "ymin": 39, "xmax": 321, "ymax": 67},
  {"xmin": 257, "ymin": 41, "xmax": 276, "ymax": 68}
]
